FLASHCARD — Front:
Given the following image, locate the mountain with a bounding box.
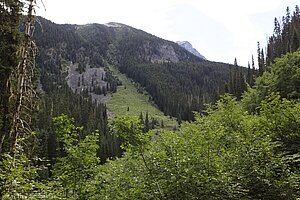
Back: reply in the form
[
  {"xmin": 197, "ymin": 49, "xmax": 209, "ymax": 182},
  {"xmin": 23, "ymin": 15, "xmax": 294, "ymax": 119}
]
[
  {"xmin": 28, "ymin": 17, "xmax": 248, "ymax": 165},
  {"xmin": 177, "ymin": 41, "xmax": 206, "ymax": 60},
  {"xmin": 33, "ymin": 17, "xmax": 243, "ymax": 121},
  {"xmin": 75, "ymin": 22, "xmax": 202, "ymax": 64}
]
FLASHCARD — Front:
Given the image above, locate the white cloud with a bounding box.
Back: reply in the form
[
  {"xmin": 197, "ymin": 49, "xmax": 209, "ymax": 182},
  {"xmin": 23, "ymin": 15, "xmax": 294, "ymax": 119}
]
[
  {"xmin": 177, "ymin": 0, "xmax": 299, "ymax": 65},
  {"xmin": 37, "ymin": 0, "xmax": 181, "ymax": 39}
]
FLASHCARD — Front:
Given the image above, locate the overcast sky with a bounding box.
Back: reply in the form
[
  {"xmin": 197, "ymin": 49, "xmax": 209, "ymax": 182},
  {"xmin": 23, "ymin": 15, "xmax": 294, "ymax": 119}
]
[{"xmin": 37, "ymin": 0, "xmax": 299, "ymax": 66}]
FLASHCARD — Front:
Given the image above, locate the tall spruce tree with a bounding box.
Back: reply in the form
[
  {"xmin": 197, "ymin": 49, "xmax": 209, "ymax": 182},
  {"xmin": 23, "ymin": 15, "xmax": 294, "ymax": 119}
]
[
  {"xmin": 265, "ymin": 6, "xmax": 300, "ymax": 65},
  {"xmin": 0, "ymin": 0, "xmax": 23, "ymax": 152},
  {"xmin": 0, "ymin": 0, "xmax": 41, "ymax": 198}
]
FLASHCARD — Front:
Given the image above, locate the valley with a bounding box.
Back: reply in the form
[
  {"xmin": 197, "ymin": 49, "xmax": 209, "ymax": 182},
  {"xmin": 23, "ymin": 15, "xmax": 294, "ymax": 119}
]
[{"xmin": 1, "ymin": 2, "xmax": 300, "ymax": 199}]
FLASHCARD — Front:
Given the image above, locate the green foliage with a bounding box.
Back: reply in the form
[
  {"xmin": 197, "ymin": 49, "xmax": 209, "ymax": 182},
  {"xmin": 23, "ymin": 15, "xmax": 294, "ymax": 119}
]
[
  {"xmin": 243, "ymin": 50, "xmax": 300, "ymax": 112},
  {"xmin": 48, "ymin": 114, "xmax": 101, "ymax": 199},
  {"xmin": 33, "ymin": 18, "xmax": 122, "ymax": 164},
  {"xmin": 2, "ymin": 5, "xmax": 300, "ymax": 200},
  {"xmin": 0, "ymin": 0, "xmax": 22, "ymax": 74},
  {"xmin": 33, "ymin": 17, "xmax": 238, "ymax": 121},
  {"xmin": 34, "ymin": 84, "xmax": 121, "ymax": 166},
  {"xmin": 117, "ymin": 61, "xmax": 233, "ymax": 120},
  {"xmin": 3, "ymin": 95, "xmax": 298, "ymax": 199},
  {"xmin": 99, "ymin": 95, "xmax": 300, "ymax": 199},
  {"xmin": 109, "ymin": 115, "xmax": 152, "ymax": 151},
  {"xmin": 0, "ymin": 0, "xmax": 23, "ymax": 152},
  {"xmin": 259, "ymin": 94, "xmax": 300, "ymax": 157},
  {"xmin": 3, "ymin": 93, "xmax": 299, "ymax": 199},
  {"xmin": 0, "ymin": 1, "xmax": 47, "ymax": 199},
  {"xmin": 270, "ymin": 51, "xmax": 300, "ymax": 99},
  {"xmin": 0, "ymin": 153, "xmax": 44, "ymax": 199},
  {"xmin": 228, "ymin": 59, "xmax": 248, "ymax": 99},
  {"xmin": 103, "ymin": 115, "xmax": 164, "ymax": 199},
  {"xmin": 267, "ymin": 6, "xmax": 300, "ymax": 65}
]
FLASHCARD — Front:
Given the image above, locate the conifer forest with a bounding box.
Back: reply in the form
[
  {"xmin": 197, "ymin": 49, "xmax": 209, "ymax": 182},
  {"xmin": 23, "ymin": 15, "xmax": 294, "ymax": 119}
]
[{"xmin": 1, "ymin": 1, "xmax": 300, "ymax": 199}]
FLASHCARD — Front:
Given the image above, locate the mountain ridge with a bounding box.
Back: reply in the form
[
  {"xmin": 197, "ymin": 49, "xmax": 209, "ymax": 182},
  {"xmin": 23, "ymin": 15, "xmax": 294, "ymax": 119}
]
[{"xmin": 33, "ymin": 17, "xmax": 237, "ymax": 120}]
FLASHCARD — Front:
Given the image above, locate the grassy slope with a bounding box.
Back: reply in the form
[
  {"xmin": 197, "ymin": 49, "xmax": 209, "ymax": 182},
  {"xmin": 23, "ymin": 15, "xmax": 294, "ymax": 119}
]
[{"xmin": 106, "ymin": 66, "xmax": 177, "ymax": 129}]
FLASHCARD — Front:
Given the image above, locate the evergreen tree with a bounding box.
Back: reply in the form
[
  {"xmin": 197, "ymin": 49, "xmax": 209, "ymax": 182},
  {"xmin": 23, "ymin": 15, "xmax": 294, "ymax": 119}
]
[
  {"xmin": 251, "ymin": 54, "xmax": 255, "ymax": 68},
  {"xmin": 144, "ymin": 111, "xmax": 149, "ymax": 132},
  {"xmin": 0, "ymin": 1, "xmax": 45, "ymax": 198},
  {"xmin": 265, "ymin": 6, "xmax": 300, "ymax": 65},
  {"xmin": 50, "ymin": 115, "xmax": 100, "ymax": 199},
  {"xmin": 257, "ymin": 42, "xmax": 263, "ymax": 76},
  {"xmin": 261, "ymin": 48, "xmax": 266, "ymax": 72},
  {"xmin": 139, "ymin": 112, "xmax": 144, "ymax": 123},
  {"xmin": 228, "ymin": 58, "xmax": 247, "ymax": 99},
  {"xmin": 0, "ymin": 0, "xmax": 23, "ymax": 152},
  {"xmin": 247, "ymin": 61, "xmax": 254, "ymax": 86}
]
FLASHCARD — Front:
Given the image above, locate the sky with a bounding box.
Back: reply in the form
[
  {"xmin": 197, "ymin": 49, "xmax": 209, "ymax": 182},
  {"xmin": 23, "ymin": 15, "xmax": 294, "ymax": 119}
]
[{"xmin": 37, "ymin": 0, "xmax": 300, "ymax": 67}]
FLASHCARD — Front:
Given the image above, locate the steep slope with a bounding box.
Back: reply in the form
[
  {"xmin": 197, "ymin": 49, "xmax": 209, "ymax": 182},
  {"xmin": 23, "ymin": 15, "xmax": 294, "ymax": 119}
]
[
  {"xmin": 177, "ymin": 41, "xmax": 206, "ymax": 60},
  {"xmin": 34, "ymin": 17, "xmax": 240, "ymax": 121},
  {"xmin": 74, "ymin": 22, "xmax": 237, "ymax": 120},
  {"xmin": 76, "ymin": 22, "xmax": 203, "ymax": 64},
  {"xmin": 33, "ymin": 17, "xmax": 123, "ymax": 163},
  {"xmin": 106, "ymin": 66, "xmax": 177, "ymax": 129}
]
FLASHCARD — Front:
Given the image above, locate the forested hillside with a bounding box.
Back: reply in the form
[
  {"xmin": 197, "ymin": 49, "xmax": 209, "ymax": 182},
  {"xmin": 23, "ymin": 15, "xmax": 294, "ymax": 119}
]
[
  {"xmin": 32, "ymin": 17, "xmax": 123, "ymax": 164},
  {"xmin": 119, "ymin": 61, "xmax": 230, "ymax": 120},
  {"xmin": 1, "ymin": 1, "xmax": 300, "ymax": 199},
  {"xmin": 32, "ymin": 18, "xmax": 247, "ymax": 121}
]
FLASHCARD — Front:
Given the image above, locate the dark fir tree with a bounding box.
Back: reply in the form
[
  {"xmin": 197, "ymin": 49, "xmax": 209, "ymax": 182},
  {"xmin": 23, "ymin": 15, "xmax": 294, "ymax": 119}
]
[
  {"xmin": 0, "ymin": 0, "xmax": 22, "ymax": 152},
  {"xmin": 144, "ymin": 111, "xmax": 149, "ymax": 132},
  {"xmin": 265, "ymin": 6, "xmax": 300, "ymax": 65}
]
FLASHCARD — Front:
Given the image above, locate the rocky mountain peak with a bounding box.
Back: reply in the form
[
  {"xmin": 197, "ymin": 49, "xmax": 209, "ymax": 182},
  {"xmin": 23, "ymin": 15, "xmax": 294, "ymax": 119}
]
[{"xmin": 177, "ymin": 41, "xmax": 206, "ymax": 60}]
